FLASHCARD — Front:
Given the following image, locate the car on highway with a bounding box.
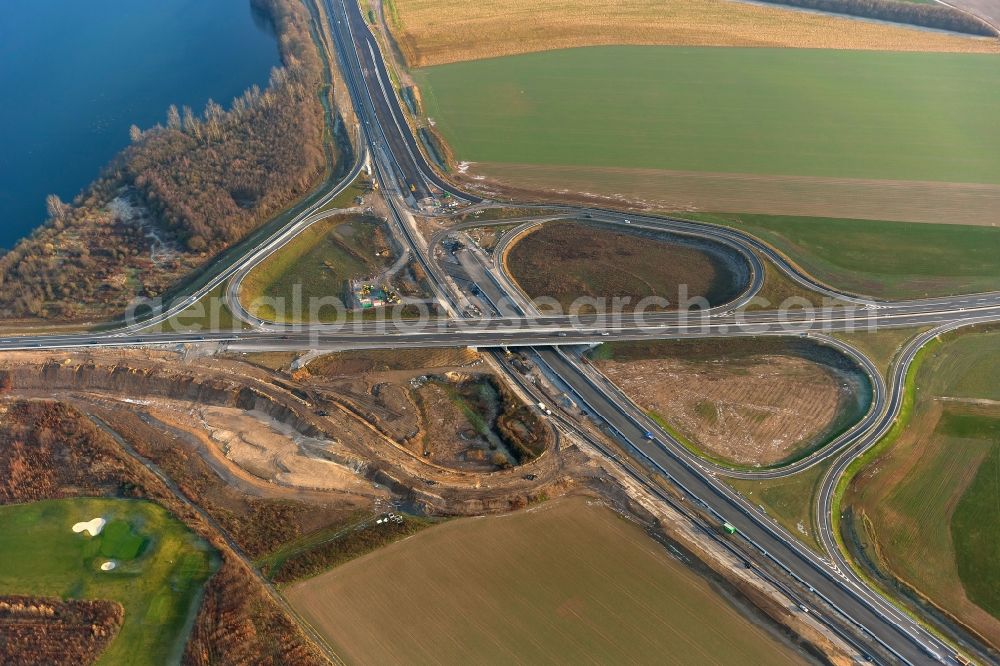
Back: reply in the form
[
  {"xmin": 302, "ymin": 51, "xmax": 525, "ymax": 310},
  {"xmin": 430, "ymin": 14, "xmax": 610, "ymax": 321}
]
[{"xmin": 643, "ymin": 431, "xmax": 654, "ymax": 440}]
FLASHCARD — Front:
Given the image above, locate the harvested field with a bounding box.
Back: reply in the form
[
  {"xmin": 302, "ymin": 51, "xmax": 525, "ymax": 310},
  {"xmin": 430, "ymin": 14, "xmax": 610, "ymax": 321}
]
[
  {"xmin": 590, "ymin": 338, "xmax": 871, "ymax": 467},
  {"xmin": 505, "ymin": 221, "xmax": 747, "ymax": 313},
  {"xmin": 388, "ymin": 0, "xmax": 999, "ymax": 67},
  {"xmin": 0, "ymin": 596, "xmax": 122, "ymax": 666},
  {"xmin": 285, "ymin": 495, "xmax": 805, "ymax": 664},
  {"xmin": 844, "ymin": 330, "xmax": 1000, "ymax": 642},
  {"xmin": 469, "ymin": 163, "xmax": 1000, "ymax": 227}
]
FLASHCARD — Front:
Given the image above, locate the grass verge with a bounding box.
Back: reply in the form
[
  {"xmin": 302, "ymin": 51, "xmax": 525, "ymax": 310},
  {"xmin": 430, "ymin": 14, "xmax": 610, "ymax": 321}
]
[
  {"xmin": 685, "ymin": 212, "xmax": 1000, "ymax": 299},
  {"xmin": 727, "ymin": 462, "xmax": 832, "ymax": 554},
  {"xmin": 238, "ymin": 214, "xmax": 395, "ymax": 322}
]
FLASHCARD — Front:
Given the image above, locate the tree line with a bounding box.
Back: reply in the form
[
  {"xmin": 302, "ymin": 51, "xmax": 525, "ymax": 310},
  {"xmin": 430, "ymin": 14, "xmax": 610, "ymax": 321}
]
[
  {"xmin": 0, "ymin": 0, "xmax": 329, "ymax": 320},
  {"xmin": 758, "ymin": 0, "xmax": 997, "ymax": 37}
]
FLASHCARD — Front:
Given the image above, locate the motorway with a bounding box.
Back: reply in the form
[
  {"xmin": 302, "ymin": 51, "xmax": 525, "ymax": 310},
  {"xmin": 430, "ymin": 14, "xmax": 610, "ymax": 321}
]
[
  {"xmin": 305, "ymin": 2, "xmax": 1000, "ymax": 662},
  {"xmin": 3, "ymin": 0, "xmax": 997, "ymax": 663}
]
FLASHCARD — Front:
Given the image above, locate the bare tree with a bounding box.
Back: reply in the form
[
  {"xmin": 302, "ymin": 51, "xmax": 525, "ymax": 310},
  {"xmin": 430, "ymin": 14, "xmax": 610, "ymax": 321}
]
[
  {"xmin": 166, "ymin": 104, "xmax": 181, "ymax": 130},
  {"xmin": 182, "ymin": 106, "xmax": 202, "ymax": 139},
  {"xmin": 45, "ymin": 194, "xmax": 68, "ymax": 220},
  {"xmin": 203, "ymin": 99, "xmax": 224, "ymax": 141}
]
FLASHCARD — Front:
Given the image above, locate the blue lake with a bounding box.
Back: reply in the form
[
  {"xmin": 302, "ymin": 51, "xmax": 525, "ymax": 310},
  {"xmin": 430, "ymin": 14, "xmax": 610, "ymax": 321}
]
[{"xmin": 0, "ymin": 0, "xmax": 281, "ymax": 250}]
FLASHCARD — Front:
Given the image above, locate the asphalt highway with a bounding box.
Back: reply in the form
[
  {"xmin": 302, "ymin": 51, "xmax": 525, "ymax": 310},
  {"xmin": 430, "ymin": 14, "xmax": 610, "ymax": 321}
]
[{"xmin": 317, "ymin": 2, "xmax": 1000, "ymax": 660}]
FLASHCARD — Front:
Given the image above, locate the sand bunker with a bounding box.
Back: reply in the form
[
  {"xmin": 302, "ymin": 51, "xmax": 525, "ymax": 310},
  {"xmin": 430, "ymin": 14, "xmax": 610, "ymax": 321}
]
[
  {"xmin": 100, "ymin": 561, "xmax": 117, "ymax": 571},
  {"xmin": 72, "ymin": 517, "xmax": 106, "ymax": 537}
]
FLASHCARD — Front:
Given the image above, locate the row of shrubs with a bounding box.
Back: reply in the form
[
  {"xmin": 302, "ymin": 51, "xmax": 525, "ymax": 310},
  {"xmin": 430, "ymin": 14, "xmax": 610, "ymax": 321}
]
[{"xmin": 758, "ymin": 0, "xmax": 997, "ymax": 37}]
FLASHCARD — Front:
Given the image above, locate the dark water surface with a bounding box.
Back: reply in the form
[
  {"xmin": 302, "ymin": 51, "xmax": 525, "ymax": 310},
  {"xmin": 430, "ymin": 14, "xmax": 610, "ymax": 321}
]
[{"xmin": 0, "ymin": 0, "xmax": 280, "ymax": 249}]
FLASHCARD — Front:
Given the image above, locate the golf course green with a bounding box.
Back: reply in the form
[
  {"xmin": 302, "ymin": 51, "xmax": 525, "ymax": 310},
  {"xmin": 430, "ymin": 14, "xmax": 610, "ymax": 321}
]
[{"xmin": 0, "ymin": 498, "xmax": 217, "ymax": 665}]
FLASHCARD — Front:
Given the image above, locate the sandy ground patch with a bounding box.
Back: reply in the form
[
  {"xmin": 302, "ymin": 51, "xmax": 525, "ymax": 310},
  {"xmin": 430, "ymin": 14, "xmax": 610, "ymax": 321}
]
[
  {"xmin": 465, "ymin": 163, "xmax": 1000, "ymax": 226},
  {"xmin": 598, "ymin": 355, "xmax": 848, "ymax": 465},
  {"xmin": 162, "ymin": 403, "xmax": 378, "ymax": 495},
  {"xmin": 71, "ymin": 518, "xmax": 106, "ymax": 537}
]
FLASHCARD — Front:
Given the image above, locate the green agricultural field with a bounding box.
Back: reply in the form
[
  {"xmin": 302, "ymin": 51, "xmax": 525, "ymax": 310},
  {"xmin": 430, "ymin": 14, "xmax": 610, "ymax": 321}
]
[
  {"xmin": 415, "ymin": 47, "xmax": 1000, "ymax": 184},
  {"xmin": 0, "ymin": 498, "xmax": 217, "ymax": 665},
  {"xmin": 952, "ymin": 425, "xmax": 1000, "ymax": 618},
  {"xmin": 843, "ymin": 329, "xmax": 1000, "ymax": 639},
  {"xmin": 686, "ymin": 212, "xmax": 1000, "ymax": 299},
  {"xmin": 285, "ymin": 496, "xmax": 804, "ymax": 664},
  {"xmin": 239, "ymin": 214, "xmax": 394, "ymax": 322}
]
